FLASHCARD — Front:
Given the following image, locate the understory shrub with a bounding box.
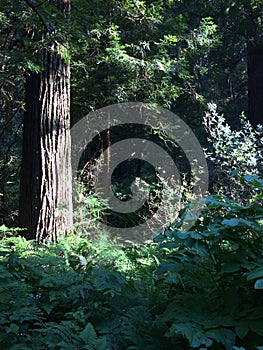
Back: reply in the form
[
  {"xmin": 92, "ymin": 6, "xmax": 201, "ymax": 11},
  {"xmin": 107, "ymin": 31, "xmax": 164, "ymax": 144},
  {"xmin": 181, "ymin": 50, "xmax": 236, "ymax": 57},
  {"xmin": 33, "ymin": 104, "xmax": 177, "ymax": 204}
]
[{"xmin": 203, "ymin": 103, "xmax": 263, "ymax": 203}]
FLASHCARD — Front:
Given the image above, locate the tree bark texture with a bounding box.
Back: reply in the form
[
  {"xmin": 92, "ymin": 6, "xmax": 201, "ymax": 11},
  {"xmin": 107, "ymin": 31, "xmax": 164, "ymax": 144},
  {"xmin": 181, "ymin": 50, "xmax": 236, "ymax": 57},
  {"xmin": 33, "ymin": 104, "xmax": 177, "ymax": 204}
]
[{"xmin": 19, "ymin": 46, "xmax": 73, "ymax": 242}]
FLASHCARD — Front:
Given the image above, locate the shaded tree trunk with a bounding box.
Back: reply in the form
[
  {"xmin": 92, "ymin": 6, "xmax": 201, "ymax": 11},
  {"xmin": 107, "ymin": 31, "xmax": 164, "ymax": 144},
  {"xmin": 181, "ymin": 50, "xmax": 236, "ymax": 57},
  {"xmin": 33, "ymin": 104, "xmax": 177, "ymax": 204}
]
[
  {"xmin": 19, "ymin": 1, "xmax": 72, "ymax": 242},
  {"xmin": 247, "ymin": 41, "xmax": 263, "ymax": 127},
  {"xmin": 19, "ymin": 73, "xmax": 41, "ymax": 239}
]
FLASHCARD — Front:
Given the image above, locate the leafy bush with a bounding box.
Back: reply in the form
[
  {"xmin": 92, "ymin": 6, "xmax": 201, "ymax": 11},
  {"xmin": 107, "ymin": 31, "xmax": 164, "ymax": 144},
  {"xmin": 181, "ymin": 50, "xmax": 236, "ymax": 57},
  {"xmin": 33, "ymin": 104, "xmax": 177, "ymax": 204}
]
[
  {"xmin": 154, "ymin": 175, "xmax": 263, "ymax": 349},
  {"xmin": 203, "ymin": 103, "xmax": 263, "ymax": 203}
]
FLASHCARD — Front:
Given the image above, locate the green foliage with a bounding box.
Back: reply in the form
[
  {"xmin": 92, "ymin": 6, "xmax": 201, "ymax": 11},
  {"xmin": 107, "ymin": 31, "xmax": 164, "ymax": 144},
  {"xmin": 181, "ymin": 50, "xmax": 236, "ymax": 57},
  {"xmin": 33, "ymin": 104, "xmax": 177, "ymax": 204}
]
[
  {"xmin": 0, "ymin": 226, "xmax": 109, "ymax": 349},
  {"xmin": 73, "ymin": 183, "xmax": 108, "ymax": 237},
  {"xmin": 0, "ymin": 176, "xmax": 262, "ymax": 349},
  {"xmin": 1, "ymin": 0, "xmax": 261, "ymax": 223}
]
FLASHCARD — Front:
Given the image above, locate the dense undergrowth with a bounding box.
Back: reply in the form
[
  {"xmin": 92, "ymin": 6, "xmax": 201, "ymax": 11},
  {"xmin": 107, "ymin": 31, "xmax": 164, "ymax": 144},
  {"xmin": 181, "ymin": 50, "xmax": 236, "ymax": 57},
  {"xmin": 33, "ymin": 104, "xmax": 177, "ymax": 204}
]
[{"xmin": 0, "ymin": 175, "xmax": 263, "ymax": 350}]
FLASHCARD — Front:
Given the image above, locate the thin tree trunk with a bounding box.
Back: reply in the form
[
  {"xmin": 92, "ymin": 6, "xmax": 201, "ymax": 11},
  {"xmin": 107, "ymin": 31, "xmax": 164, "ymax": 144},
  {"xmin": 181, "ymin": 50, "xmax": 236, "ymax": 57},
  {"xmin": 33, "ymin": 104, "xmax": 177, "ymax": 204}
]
[
  {"xmin": 247, "ymin": 41, "xmax": 263, "ymax": 127},
  {"xmin": 102, "ymin": 111, "xmax": 111, "ymax": 199}
]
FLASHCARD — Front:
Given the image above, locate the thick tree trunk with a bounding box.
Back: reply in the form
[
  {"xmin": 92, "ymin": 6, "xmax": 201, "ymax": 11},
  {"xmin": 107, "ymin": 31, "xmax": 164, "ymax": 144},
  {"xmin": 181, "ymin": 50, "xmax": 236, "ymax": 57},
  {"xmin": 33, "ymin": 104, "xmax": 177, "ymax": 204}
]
[
  {"xmin": 19, "ymin": 46, "xmax": 73, "ymax": 242},
  {"xmin": 247, "ymin": 41, "xmax": 263, "ymax": 127}
]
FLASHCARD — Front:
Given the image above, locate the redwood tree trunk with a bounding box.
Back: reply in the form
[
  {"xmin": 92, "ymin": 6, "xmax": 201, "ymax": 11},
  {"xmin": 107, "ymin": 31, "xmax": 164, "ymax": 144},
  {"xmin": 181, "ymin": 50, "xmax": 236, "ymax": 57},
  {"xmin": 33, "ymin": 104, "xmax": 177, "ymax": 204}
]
[
  {"xmin": 247, "ymin": 41, "xmax": 263, "ymax": 127},
  {"xmin": 19, "ymin": 1, "xmax": 72, "ymax": 241},
  {"xmin": 19, "ymin": 47, "xmax": 73, "ymax": 242}
]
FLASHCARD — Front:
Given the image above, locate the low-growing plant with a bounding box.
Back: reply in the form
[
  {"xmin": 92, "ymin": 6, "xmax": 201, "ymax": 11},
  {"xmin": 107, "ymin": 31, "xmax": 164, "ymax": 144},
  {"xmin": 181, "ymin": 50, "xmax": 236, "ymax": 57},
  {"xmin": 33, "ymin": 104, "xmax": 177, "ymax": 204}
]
[{"xmin": 72, "ymin": 182, "xmax": 109, "ymax": 238}]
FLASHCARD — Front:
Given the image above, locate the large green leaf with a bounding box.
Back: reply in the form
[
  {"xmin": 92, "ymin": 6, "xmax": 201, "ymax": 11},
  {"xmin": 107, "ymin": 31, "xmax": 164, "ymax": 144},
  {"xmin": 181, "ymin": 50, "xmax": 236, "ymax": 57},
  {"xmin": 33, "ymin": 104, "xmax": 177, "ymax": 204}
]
[
  {"xmin": 254, "ymin": 279, "xmax": 263, "ymax": 289},
  {"xmin": 250, "ymin": 319, "xmax": 263, "ymax": 336},
  {"xmin": 247, "ymin": 268, "xmax": 263, "ymax": 281}
]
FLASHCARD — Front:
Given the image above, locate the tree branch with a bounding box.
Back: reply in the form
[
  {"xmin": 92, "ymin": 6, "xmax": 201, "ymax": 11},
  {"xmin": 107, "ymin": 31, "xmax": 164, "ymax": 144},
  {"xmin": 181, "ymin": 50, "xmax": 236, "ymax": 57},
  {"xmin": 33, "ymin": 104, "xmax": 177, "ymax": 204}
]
[
  {"xmin": 35, "ymin": 0, "xmax": 49, "ymax": 8},
  {"xmin": 24, "ymin": 0, "xmax": 50, "ymax": 33}
]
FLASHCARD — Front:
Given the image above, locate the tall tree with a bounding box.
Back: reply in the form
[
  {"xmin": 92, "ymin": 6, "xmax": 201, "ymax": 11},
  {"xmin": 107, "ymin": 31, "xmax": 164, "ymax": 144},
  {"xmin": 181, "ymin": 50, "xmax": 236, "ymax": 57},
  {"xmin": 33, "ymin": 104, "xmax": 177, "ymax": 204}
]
[
  {"xmin": 245, "ymin": 0, "xmax": 263, "ymax": 127},
  {"xmin": 19, "ymin": 0, "xmax": 73, "ymax": 242}
]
